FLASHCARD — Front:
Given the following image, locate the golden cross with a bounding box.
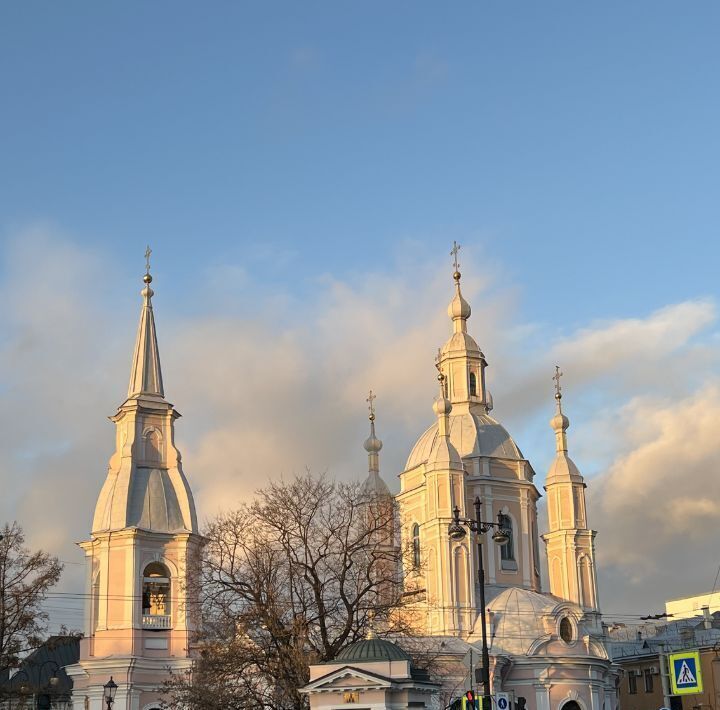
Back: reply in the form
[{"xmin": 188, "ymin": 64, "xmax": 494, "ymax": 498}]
[
  {"xmin": 366, "ymin": 390, "xmax": 376, "ymax": 417},
  {"xmin": 145, "ymin": 245, "xmax": 152, "ymax": 275},
  {"xmin": 552, "ymin": 365, "xmax": 563, "ymax": 398},
  {"xmin": 450, "ymin": 241, "xmax": 461, "ymax": 272}
]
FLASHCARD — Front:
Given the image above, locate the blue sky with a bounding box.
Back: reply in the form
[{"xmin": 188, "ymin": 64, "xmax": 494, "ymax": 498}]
[
  {"xmin": 3, "ymin": 3, "xmax": 720, "ymax": 622},
  {"xmin": 3, "ymin": 2, "xmax": 720, "ymax": 325}
]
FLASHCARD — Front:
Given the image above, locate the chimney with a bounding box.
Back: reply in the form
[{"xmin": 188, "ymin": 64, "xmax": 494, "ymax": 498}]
[{"xmin": 702, "ymin": 605, "xmax": 712, "ymax": 630}]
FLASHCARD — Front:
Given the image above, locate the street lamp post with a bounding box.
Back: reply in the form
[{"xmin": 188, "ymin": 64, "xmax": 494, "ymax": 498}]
[
  {"xmin": 103, "ymin": 677, "xmax": 118, "ymax": 710},
  {"xmin": 37, "ymin": 659, "xmax": 61, "ymax": 709},
  {"xmin": 448, "ymin": 496, "xmax": 509, "ymax": 710},
  {"xmin": 8, "ymin": 669, "xmax": 30, "ymax": 710}
]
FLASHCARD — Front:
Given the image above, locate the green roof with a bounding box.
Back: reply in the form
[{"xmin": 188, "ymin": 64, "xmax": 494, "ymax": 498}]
[{"xmin": 333, "ymin": 638, "xmax": 411, "ymax": 663}]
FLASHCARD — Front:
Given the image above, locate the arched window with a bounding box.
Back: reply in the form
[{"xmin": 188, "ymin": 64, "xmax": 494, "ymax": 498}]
[
  {"xmin": 412, "ymin": 524, "xmax": 421, "ymax": 569},
  {"xmin": 142, "ymin": 562, "xmax": 171, "ymax": 629},
  {"xmin": 499, "ymin": 515, "xmax": 515, "ymax": 563},
  {"xmin": 559, "ymin": 616, "xmax": 574, "ymax": 643},
  {"xmin": 144, "ymin": 429, "xmax": 162, "ymax": 463},
  {"xmin": 469, "ymin": 371, "xmax": 477, "ymax": 397}
]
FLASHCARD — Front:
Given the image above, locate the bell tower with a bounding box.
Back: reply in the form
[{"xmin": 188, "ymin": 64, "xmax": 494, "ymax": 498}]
[
  {"xmin": 543, "ymin": 368, "xmax": 599, "ymax": 611},
  {"xmin": 68, "ymin": 253, "xmax": 202, "ymax": 710}
]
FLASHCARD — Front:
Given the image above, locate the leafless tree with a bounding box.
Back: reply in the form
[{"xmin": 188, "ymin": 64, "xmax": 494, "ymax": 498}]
[
  {"xmin": 0, "ymin": 522, "xmax": 63, "ymax": 673},
  {"xmin": 162, "ymin": 473, "xmax": 422, "ymax": 710}
]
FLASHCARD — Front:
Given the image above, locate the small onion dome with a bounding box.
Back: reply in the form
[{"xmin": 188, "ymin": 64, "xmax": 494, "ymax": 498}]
[
  {"xmin": 433, "ymin": 395, "xmax": 452, "ymax": 417},
  {"xmin": 551, "ymin": 392, "xmax": 569, "ymax": 433},
  {"xmin": 364, "ymin": 413, "xmax": 383, "ymax": 453},
  {"xmin": 363, "ymin": 432, "xmax": 383, "ymax": 454},
  {"xmin": 550, "ymin": 411, "xmax": 569, "ymax": 432},
  {"xmin": 448, "ymin": 287, "xmax": 471, "ymax": 321}
]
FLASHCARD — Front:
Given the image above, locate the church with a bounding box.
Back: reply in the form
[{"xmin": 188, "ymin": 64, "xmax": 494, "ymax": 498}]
[
  {"xmin": 64, "ymin": 248, "xmax": 619, "ymax": 710},
  {"xmin": 303, "ymin": 248, "xmax": 619, "ymax": 709}
]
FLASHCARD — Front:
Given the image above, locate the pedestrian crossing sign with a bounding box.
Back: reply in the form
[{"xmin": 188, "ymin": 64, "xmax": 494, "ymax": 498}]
[{"xmin": 669, "ymin": 651, "xmax": 703, "ymax": 695}]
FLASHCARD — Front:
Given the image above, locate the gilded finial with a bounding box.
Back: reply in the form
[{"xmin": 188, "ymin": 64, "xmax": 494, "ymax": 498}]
[
  {"xmin": 552, "ymin": 365, "xmax": 563, "ymax": 412},
  {"xmin": 366, "ymin": 389, "xmax": 376, "ymax": 421},
  {"xmin": 144, "ymin": 245, "xmax": 153, "ymax": 284},
  {"xmin": 451, "ymin": 241, "xmax": 461, "ymax": 282}
]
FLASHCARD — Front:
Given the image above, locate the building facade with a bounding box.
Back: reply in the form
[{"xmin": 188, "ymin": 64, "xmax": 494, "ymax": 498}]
[
  {"xmin": 395, "ymin": 260, "xmax": 617, "ymax": 710},
  {"xmin": 611, "ymin": 611, "xmax": 720, "ymax": 710},
  {"xmin": 66, "ymin": 268, "xmax": 202, "ymax": 710}
]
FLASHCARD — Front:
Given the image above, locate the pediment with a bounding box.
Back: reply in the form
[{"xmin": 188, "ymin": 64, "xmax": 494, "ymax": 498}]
[{"xmin": 302, "ymin": 665, "xmax": 393, "ymax": 693}]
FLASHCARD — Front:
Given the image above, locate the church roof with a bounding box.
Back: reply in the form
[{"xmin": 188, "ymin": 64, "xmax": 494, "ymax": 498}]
[
  {"xmin": 333, "ymin": 637, "xmax": 411, "ymax": 663},
  {"xmin": 128, "ymin": 273, "xmax": 164, "ymax": 400},
  {"xmin": 482, "ymin": 587, "xmax": 584, "ymax": 656},
  {"xmin": 406, "ymin": 410, "xmax": 524, "ymax": 470}
]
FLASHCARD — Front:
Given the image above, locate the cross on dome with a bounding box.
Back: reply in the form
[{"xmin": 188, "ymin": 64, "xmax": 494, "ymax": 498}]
[
  {"xmin": 553, "ymin": 365, "xmax": 563, "ymax": 412},
  {"xmin": 451, "ymin": 240, "xmax": 461, "ymax": 277},
  {"xmin": 367, "ymin": 389, "xmax": 377, "ymax": 421}
]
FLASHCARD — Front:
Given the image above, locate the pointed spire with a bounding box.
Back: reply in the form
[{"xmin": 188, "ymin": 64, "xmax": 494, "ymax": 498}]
[
  {"xmin": 362, "ymin": 390, "xmax": 390, "ymax": 497},
  {"xmin": 364, "ymin": 390, "xmax": 383, "ymax": 474},
  {"xmin": 550, "ymin": 366, "xmax": 569, "ymax": 453},
  {"xmin": 127, "ymin": 246, "xmax": 164, "ymax": 399}
]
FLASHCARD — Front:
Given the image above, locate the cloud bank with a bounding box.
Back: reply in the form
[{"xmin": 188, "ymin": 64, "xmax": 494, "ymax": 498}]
[{"xmin": 0, "ymin": 228, "xmax": 718, "ymax": 629}]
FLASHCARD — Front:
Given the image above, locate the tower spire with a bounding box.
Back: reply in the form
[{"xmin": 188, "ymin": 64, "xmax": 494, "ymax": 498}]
[
  {"xmin": 364, "ymin": 389, "xmax": 383, "ymax": 475},
  {"xmin": 551, "ymin": 365, "xmax": 569, "ymax": 453},
  {"xmin": 448, "ymin": 241, "xmax": 471, "ymax": 334},
  {"xmin": 128, "ymin": 246, "xmax": 164, "ymax": 399},
  {"xmin": 362, "ymin": 390, "xmax": 390, "ymax": 497}
]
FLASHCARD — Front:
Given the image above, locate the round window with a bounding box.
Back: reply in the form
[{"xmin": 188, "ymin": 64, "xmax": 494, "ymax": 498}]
[{"xmin": 559, "ymin": 616, "xmax": 574, "ymax": 643}]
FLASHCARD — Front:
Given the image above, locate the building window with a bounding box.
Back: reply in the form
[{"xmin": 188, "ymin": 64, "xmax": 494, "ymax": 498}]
[
  {"xmin": 559, "ymin": 616, "xmax": 574, "ymax": 643},
  {"xmin": 531, "ymin": 518, "xmax": 541, "ymax": 575},
  {"xmin": 144, "ymin": 428, "xmax": 162, "ymax": 463},
  {"xmin": 412, "ymin": 524, "xmax": 421, "ymax": 569},
  {"xmin": 629, "ymin": 673, "xmax": 637, "ymax": 694},
  {"xmin": 644, "ymin": 669, "xmax": 654, "ymax": 693},
  {"xmin": 469, "ymin": 371, "xmax": 477, "ymax": 397},
  {"xmin": 499, "ymin": 515, "xmax": 515, "ymax": 562},
  {"xmin": 142, "ymin": 562, "xmax": 171, "ymax": 629}
]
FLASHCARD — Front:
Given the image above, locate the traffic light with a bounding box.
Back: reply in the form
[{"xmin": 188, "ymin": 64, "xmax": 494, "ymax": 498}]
[
  {"xmin": 516, "ymin": 697, "xmax": 527, "ymax": 710},
  {"xmin": 462, "ymin": 691, "xmax": 480, "ymax": 710}
]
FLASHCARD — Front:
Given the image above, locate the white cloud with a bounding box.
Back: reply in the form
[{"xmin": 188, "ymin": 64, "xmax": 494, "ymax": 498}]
[{"xmin": 0, "ymin": 228, "xmax": 718, "ymax": 629}]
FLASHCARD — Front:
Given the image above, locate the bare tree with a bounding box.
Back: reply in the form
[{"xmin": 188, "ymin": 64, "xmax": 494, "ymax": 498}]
[
  {"xmin": 0, "ymin": 522, "xmax": 63, "ymax": 672},
  {"xmin": 163, "ymin": 473, "xmax": 421, "ymax": 710}
]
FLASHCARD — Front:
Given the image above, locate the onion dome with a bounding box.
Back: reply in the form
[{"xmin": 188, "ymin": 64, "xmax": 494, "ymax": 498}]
[
  {"xmin": 364, "ymin": 416, "xmax": 383, "ymax": 454},
  {"xmin": 448, "ymin": 269, "xmax": 472, "ymax": 334}
]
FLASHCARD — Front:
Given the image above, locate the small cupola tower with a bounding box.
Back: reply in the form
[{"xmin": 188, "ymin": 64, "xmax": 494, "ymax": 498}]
[
  {"xmin": 68, "ymin": 250, "xmax": 202, "ymax": 710},
  {"xmin": 361, "ymin": 390, "xmax": 390, "ymax": 499},
  {"xmin": 436, "ymin": 241, "xmax": 489, "ymax": 412},
  {"xmin": 543, "ymin": 367, "xmax": 599, "ymax": 611}
]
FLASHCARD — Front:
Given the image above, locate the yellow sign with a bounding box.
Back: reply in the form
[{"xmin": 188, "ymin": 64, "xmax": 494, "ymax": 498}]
[{"xmin": 669, "ymin": 650, "xmax": 703, "ymax": 695}]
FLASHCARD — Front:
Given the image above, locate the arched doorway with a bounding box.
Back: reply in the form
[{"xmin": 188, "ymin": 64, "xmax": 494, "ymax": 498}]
[{"xmin": 562, "ymin": 701, "xmax": 582, "ymax": 710}]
